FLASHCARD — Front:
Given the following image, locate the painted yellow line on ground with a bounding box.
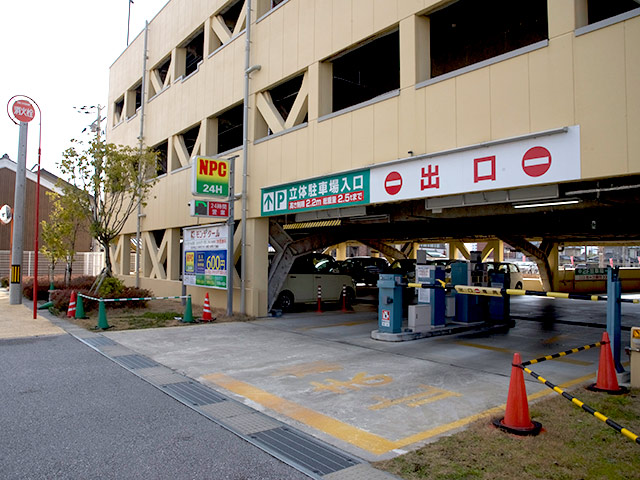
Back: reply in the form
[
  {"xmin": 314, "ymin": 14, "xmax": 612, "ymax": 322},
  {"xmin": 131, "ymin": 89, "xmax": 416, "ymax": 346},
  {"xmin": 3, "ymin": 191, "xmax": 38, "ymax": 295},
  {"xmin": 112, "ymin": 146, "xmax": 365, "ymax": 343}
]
[
  {"xmin": 456, "ymin": 341, "xmax": 591, "ymax": 366},
  {"xmin": 203, "ymin": 371, "xmax": 598, "ymax": 456},
  {"xmin": 297, "ymin": 320, "xmax": 374, "ymax": 331},
  {"xmin": 542, "ymin": 335, "xmax": 566, "ymax": 345},
  {"xmin": 204, "ymin": 372, "xmax": 397, "ymax": 455},
  {"xmin": 455, "ymin": 341, "xmax": 512, "ymax": 353}
]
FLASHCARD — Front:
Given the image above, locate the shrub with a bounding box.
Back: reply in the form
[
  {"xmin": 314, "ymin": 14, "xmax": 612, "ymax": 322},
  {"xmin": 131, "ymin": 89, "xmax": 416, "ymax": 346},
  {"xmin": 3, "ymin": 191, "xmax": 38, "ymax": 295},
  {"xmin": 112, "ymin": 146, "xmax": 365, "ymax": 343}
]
[
  {"xmin": 99, "ymin": 277, "xmax": 125, "ymax": 298},
  {"xmin": 1, "ymin": 277, "xmax": 8, "ymax": 288},
  {"xmin": 49, "ymin": 285, "xmax": 153, "ymax": 313},
  {"xmin": 22, "ymin": 277, "xmax": 53, "ymax": 301}
]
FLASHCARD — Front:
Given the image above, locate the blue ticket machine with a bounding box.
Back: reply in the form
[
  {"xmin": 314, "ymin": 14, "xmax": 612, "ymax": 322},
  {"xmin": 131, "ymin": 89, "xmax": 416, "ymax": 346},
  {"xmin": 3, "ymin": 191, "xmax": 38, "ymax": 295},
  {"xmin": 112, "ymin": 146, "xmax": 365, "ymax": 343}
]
[{"xmin": 378, "ymin": 274, "xmax": 404, "ymax": 333}]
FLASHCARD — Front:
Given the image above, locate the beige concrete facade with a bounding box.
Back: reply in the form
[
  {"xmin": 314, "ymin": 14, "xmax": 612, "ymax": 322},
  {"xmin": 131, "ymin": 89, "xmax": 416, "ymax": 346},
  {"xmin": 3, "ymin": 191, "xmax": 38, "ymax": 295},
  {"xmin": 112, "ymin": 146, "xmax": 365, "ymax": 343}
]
[{"xmin": 107, "ymin": 0, "xmax": 640, "ymax": 316}]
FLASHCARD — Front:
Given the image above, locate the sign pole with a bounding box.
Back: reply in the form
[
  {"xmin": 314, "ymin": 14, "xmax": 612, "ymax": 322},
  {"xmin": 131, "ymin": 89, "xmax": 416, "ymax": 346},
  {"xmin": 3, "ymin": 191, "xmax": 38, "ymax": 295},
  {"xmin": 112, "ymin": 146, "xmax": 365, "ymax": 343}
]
[
  {"xmin": 226, "ymin": 156, "xmax": 235, "ymax": 316},
  {"xmin": 9, "ymin": 121, "xmax": 28, "ymax": 305}
]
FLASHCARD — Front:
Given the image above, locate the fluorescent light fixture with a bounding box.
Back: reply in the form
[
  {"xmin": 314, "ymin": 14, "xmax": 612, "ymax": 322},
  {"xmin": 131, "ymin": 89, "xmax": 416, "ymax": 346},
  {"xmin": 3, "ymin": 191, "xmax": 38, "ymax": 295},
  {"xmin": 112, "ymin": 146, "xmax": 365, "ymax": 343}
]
[{"xmin": 513, "ymin": 199, "xmax": 579, "ymax": 209}]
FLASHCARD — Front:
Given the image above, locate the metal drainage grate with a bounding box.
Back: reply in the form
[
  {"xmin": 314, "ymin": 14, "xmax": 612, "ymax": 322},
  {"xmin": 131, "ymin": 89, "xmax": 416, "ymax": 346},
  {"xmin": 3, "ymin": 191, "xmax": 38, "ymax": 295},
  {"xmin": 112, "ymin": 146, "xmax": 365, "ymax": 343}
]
[
  {"xmin": 250, "ymin": 426, "xmax": 361, "ymax": 476},
  {"xmin": 161, "ymin": 381, "xmax": 227, "ymax": 406},
  {"xmin": 82, "ymin": 337, "xmax": 117, "ymax": 348},
  {"xmin": 114, "ymin": 354, "xmax": 160, "ymax": 370}
]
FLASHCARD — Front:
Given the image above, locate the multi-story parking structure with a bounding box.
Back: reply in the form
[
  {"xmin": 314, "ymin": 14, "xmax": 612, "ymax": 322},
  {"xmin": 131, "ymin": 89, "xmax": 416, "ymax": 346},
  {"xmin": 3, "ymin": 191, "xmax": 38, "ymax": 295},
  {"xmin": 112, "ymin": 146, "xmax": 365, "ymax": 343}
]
[{"xmin": 107, "ymin": 0, "xmax": 640, "ymax": 316}]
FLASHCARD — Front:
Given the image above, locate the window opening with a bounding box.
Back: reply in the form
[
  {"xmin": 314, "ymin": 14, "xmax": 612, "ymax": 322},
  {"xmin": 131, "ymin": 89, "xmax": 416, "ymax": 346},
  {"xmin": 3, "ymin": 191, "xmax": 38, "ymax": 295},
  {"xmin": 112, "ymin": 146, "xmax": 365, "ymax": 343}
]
[
  {"xmin": 154, "ymin": 141, "xmax": 168, "ymax": 176},
  {"xmin": 587, "ymin": 0, "xmax": 639, "ymax": 24},
  {"xmin": 270, "ymin": 74, "xmax": 306, "ymax": 122},
  {"xmin": 220, "ymin": 0, "xmax": 245, "ymax": 32},
  {"xmin": 113, "ymin": 97, "xmax": 124, "ymax": 125},
  {"xmin": 156, "ymin": 56, "xmax": 171, "ymax": 85},
  {"xmin": 217, "ymin": 104, "xmax": 244, "ymax": 153},
  {"xmin": 182, "ymin": 125, "xmax": 201, "ymax": 156},
  {"xmin": 184, "ymin": 30, "xmax": 204, "ymax": 77},
  {"xmin": 331, "ymin": 30, "xmax": 400, "ymax": 113},
  {"xmin": 429, "ymin": 0, "xmax": 548, "ymax": 78},
  {"xmin": 134, "ymin": 83, "xmax": 142, "ymax": 110}
]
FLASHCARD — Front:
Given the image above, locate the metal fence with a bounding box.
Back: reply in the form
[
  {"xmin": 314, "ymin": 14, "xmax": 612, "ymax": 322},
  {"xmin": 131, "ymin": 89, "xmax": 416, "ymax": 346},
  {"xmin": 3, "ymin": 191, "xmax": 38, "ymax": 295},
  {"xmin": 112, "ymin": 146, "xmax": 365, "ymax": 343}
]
[{"xmin": 0, "ymin": 251, "xmax": 104, "ymax": 279}]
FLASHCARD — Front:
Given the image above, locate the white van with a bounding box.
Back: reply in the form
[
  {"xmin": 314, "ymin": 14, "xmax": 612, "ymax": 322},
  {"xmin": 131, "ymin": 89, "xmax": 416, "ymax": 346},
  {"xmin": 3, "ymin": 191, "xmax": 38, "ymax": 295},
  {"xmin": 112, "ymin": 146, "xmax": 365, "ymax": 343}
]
[{"xmin": 275, "ymin": 253, "xmax": 357, "ymax": 311}]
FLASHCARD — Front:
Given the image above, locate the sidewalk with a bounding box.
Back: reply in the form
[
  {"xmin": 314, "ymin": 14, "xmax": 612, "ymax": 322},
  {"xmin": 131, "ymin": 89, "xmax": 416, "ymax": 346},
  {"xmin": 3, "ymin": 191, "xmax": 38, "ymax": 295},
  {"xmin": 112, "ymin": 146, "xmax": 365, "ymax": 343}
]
[{"xmin": 0, "ymin": 289, "xmax": 64, "ymax": 339}]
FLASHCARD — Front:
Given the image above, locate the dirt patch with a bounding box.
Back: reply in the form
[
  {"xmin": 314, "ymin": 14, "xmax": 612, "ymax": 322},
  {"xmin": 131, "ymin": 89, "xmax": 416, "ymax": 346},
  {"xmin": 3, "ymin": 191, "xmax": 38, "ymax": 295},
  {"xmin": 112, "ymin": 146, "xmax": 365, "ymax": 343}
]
[{"xmin": 62, "ymin": 298, "xmax": 254, "ymax": 331}]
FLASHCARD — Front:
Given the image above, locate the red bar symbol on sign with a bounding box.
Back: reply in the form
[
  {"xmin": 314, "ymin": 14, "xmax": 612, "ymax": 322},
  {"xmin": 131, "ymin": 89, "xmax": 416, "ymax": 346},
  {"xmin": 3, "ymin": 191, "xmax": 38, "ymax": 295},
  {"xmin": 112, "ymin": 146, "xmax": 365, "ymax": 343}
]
[
  {"xmin": 384, "ymin": 171, "xmax": 403, "ymax": 195},
  {"xmin": 382, "ymin": 310, "xmax": 390, "ymax": 321},
  {"xmin": 522, "ymin": 146, "xmax": 551, "ymax": 177}
]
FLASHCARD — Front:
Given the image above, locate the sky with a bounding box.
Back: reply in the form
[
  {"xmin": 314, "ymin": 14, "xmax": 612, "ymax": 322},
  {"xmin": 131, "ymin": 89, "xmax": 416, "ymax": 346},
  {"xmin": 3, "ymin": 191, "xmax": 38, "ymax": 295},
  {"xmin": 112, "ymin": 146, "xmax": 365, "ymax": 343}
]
[{"xmin": 1, "ymin": 0, "xmax": 169, "ymax": 177}]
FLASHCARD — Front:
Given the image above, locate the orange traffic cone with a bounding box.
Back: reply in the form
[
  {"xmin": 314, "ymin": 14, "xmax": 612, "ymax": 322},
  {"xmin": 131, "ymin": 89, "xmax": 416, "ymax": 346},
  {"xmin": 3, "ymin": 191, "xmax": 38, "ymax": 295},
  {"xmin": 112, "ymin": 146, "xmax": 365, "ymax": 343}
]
[
  {"xmin": 201, "ymin": 293, "xmax": 213, "ymax": 322},
  {"xmin": 494, "ymin": 353, "xmax": 542, "ymax": 436},
  {"xmin": 67, "ymin": 291, "xmax": 77, "ymax": 318},
  {"xmin": 587, "ymin": 332, "xmax": 627, "ymax": 394}
]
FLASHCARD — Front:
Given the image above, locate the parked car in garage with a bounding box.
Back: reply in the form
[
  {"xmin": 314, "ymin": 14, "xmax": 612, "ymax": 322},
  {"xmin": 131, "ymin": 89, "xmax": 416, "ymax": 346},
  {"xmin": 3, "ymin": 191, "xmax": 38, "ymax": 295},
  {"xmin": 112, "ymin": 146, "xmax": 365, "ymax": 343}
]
[
  {"xmin": 480, "ymin": 261, "xmax": 525, "ymax": 289},
  {"xmin": 339, "ymin": 256, "xmax": 390, "ymax": 286},
  {"xmin": 274, "ymin": 253, "xmax": 357, "ymax": 311}
]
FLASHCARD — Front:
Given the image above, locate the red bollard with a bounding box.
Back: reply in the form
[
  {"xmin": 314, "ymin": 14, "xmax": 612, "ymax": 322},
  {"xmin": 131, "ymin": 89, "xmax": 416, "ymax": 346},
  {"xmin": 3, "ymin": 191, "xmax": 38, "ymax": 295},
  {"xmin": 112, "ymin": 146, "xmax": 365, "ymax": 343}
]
[
  {"xmin": 341, "ymin": 284, "xmax": 348, "ymax": 312},
  {"xmin": 316, "ymin": 285, "xmax": 323, "ymax": 313}
]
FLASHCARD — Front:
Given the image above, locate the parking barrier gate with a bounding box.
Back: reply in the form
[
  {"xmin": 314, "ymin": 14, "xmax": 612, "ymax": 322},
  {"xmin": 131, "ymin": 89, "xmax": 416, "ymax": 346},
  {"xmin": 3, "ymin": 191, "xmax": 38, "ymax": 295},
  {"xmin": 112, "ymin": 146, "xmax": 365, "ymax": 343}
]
[{"xmin": 516, "ymin": 359, "xmax": 639, "ymax": 445}]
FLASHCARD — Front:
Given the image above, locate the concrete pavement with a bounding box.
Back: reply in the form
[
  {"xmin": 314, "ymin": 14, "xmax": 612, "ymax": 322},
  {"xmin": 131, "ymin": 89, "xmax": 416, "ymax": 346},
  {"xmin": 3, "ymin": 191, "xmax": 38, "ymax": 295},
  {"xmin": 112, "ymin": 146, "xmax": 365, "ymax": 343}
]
[
  {"xmin": 102, "ymin": 299, "xmax": 634, "ymax": 462},
  {"xmin": 3, "ymin": 287, "xmax": 636, "ymax": 475}
]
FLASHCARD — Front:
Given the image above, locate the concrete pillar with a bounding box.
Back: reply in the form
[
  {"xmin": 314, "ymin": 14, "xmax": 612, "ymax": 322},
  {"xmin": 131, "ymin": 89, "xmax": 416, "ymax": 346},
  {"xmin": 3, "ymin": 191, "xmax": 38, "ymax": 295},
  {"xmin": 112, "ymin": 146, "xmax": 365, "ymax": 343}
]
[
  {"xmin": 167, "ymin": 228, "xmax": 181, "ymax": 281},
  {"xmin": 244, "ymin": 217, "xmax": 269, "ymax": 316},
  {"xmin": 335, "ymin": 243, "xmax": 347, "ymax": 261}
]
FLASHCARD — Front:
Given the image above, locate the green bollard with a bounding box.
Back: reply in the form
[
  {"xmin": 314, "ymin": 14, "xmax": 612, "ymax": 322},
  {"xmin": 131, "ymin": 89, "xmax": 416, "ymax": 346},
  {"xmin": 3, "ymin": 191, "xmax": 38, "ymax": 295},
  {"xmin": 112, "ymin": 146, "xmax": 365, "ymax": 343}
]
[
  {"xmin": 97, "ymin": 299, "xmax": 110, "ymax": 329},
  {"xmin": 182, "ymin": 295, "xmax": 194, "ymax": 323},
  {"xmin": 75, "ymin": 295, "xmax": 87, "ymax": 319}
]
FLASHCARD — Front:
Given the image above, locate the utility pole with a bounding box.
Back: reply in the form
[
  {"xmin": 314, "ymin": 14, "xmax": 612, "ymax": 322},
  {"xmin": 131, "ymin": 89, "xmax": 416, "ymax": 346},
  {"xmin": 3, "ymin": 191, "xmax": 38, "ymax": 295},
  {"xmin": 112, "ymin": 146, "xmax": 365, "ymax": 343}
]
[{"xmin": 9, "ymin": 122, "xmax": 28, "ymax": 304}]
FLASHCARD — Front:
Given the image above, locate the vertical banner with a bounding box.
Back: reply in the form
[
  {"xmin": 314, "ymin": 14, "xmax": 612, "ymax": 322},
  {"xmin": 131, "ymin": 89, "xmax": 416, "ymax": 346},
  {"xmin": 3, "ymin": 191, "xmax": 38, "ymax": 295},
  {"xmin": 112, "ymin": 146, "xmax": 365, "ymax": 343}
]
[{"xmin": 183, "ymin": 224, "xmax": 228, "ymax": 289}]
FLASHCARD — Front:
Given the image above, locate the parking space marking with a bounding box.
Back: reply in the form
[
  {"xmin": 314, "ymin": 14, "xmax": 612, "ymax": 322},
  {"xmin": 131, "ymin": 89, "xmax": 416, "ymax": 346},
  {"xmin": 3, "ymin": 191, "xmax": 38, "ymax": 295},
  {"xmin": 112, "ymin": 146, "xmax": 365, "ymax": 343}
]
[
  {"xmin": 272, "ymin": 361, "xmax": 343, "ymax": 378},
  {"xmin": 311, "ymin": 372, "xmax": 392, "ymax": 394},
  {"xmin": 297, "ymin": 320, "xmax": 374, "ymax": 331},
  {"xmin": 203, "ymin": 371, "xmax": 596, "ymax": 455},
  {"xmin": 456, "ymin": 341, "xmax": 592, "ymax": 366},
  {"xmin": 368, "ymin": 385, "xmax": 461, "ymax": 410}
]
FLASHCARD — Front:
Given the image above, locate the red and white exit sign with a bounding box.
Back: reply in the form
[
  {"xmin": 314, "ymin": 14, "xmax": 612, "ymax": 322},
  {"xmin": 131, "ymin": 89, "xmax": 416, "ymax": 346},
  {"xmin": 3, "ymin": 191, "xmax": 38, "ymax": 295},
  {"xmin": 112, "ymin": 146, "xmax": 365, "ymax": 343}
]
[{"xmin": 370, "ymin": 126, "xmax": 580, "ymax": 203}]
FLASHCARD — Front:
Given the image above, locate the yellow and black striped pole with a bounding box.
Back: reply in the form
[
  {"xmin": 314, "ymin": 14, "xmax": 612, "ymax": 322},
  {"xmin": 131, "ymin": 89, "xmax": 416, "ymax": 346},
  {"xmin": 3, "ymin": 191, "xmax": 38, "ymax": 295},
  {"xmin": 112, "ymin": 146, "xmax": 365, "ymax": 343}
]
[
  {"xmin": 454, "ymin": 285, "xmax": 606, "ymax": 302},
  {"xmin": 521, "ymin": 341, "xmax": 604, "ymax": 367},
  {"xmin": 518, "ymin": 363, "xmax": 639, "ymax": 445}
]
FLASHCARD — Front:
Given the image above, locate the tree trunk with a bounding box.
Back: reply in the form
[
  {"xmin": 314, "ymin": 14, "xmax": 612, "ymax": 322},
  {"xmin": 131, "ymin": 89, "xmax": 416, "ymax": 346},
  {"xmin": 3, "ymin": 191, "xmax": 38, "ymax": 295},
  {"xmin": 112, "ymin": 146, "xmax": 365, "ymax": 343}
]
[{"xmin": 102, "ymin": 239, "xmax": 113, "ymax": 277}]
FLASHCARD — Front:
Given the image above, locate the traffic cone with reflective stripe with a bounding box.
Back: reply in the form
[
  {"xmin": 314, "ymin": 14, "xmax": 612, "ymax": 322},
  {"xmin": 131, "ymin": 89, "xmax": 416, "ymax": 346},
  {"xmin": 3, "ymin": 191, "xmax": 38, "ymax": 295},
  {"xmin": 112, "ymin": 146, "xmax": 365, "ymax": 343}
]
[
  {"xmin": 588, "ymin": 332, "xmax": 628, "ymax": 394},
  {"xmin": 202, "ymin": 293, "xmax": 213, "ymax": 322},
  {"xmin": 67, "ymin": 291, "xmax": 77, "ymax": 318},
  {"xmin": 494, "ymin": 353, "xmax": 542, "ymax": 436}
]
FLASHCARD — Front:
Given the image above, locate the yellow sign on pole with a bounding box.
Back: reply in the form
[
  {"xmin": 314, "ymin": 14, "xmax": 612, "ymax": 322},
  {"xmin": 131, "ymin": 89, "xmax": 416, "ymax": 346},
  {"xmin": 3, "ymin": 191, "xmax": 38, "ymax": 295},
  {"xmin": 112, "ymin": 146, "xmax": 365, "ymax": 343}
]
[{"xmin": 191, "ymin": 156, "xmax": 230, "ymax": 197}]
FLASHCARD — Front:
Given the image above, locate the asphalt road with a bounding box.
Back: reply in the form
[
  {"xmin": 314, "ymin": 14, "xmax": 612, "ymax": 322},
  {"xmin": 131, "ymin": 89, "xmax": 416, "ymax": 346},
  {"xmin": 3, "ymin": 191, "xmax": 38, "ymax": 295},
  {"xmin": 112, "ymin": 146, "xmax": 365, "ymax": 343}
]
[{"xmin": 0, "ymin": 333, "xmax": 308, "ymax": 480}]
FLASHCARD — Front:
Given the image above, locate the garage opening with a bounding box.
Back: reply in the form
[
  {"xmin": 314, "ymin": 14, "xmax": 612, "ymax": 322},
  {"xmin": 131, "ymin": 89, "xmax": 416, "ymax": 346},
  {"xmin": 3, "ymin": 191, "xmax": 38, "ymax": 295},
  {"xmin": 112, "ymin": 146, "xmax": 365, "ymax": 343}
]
[
  {"xmin": 217, "ymin": 104, "xmax": 244, "ymax": 154},
  {"xmin": 184, "ymin": 29, "xmax": 204, "ymax": 77},
  {"xmin": 428, "ymin": 0, "xmax": 548, "ymax": 78},
  {"xmin": 330, "ymin": 29, "xmax": 400, "ymax": 113},
  {"xmin": 587, "ymin": 0, "xmax": 640, "ymax": 24}
]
